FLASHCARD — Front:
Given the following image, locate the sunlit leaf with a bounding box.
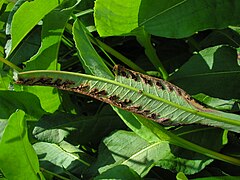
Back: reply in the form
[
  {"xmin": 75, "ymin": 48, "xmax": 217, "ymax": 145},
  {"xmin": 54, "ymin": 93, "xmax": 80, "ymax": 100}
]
[
  {"xmin": 94, "ymin": 0, "xmax": 141, "ymax": 36},
  {"xmin": 0, "ymin": 110, "xmax": 43, "ymax": 180}
]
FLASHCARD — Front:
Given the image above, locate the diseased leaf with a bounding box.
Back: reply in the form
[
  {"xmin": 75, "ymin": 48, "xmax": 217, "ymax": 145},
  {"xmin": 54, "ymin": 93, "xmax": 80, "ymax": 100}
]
[
  {"xmin": 0, "ymin": 110, "xmax": 43, "ymax": 180},
  {"xmin": 16, "ymin": 65, "xmax": 240, "ymax": 133}
]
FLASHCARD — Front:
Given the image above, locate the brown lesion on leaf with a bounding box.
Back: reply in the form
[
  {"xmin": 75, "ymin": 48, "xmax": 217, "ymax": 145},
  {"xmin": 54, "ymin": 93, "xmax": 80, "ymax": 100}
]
[
  {"xmin": 109, "ymin": 95, "xmax": 119, "ymax": 101},
  {"xmin": 16, "ymin": 76, "xmax": 75, "ymax": 88},
  {"xmin": 114, "ymin": 65, "xmax": 213, "ymax": 112},
  {"xmin": 155, "ymin": 81, "xmax": 164, "ymax": 90}
]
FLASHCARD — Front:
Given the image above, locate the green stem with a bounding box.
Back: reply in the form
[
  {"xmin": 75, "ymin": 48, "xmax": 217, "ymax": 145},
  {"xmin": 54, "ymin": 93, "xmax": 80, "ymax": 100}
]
[
  {"xmin": 171, "ymin": 135, "xmax": 240, "ymax": 166},
  {"xmin": 135, "ymin": 29, "xmax": 168, "ymax": 80},
  {"xmin": 40, "ymin": 168, "xmax": 70, "ymax": 180},
  {"xmin": 70, "ymin": 13, "xmax": 145, "ymax": 73},
  {"xmin": 0, "ymin": 56, "xmax": 22, "ymax": 72},
  {"xmin": 88, "ymin": 36, "xmax": 145, "ymax": 73}
]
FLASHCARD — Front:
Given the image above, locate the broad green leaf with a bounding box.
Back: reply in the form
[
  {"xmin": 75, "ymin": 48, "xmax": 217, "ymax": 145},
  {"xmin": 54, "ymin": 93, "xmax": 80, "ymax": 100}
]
[
  {"xmin": 139, "ymin": 0, "xmax": 240, "ymax": 38},
  {"xmin": 0, "ymin": 110, "xmax": 43, "ymax": 180},
  {"xmin": 88, "ymin": 130, "xmax": 170, "ymax": 177},
  {"xmin": 0, "ymin": 90, "xmax": 46, "ymax": 120},
  {"xmin": 199, "ymin": 28, "xmax": 240, "ymax": 49},
  {"xmin": 8, "ymin": 0, "xmax": 64, "ymax": 56},
  {"xmin": 16, "ymin": 66, "xmax": 240, "ymax": 133},
  {"xmin": 33, "ymin": 106, "xmax": 125, "ymax": 144},
  {"xmin": 73, "ymin": 19, "xmax": 113, "ymax": 79},
  {"xmin": 94, "ymin": 0, "xmax": 141, "ymax": 36},
  {"xmin": 171, "ymin": 45, "xmax": 240, "ymax": 99},
  {"xmin": 25, "ymin": 3, "xmax": 77, "ymax": 70},
  {"xmin": 193, "ymin": 176, "xmax": 240, "ymax": 180},
  {"xmin": 193, "ymin": 93, "xmax": 237, "ymax": 111},
  {"xmin": 8, "ymin": 27, "xmax": 41, "ymax": 66},
  {"xmin": 33, "ymin": 141, "xmax": 91, "ymax": 175},
  {"xmin": 93, "ymin": 165, "xmax": 141, "ymax": 180},
  {"xmin": 88, "ymin": 130, "xmax": 214, "ymax": 177},
  {"xmin": 22, "ymin": 7, "xmax": 75, "ymax": 112}
]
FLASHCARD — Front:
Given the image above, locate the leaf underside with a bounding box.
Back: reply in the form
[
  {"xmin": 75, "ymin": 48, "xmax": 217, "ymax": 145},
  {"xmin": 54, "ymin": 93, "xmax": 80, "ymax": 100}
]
[{"xmin": 16, "ymin": 65, "xmax": 240, "ymax": 133}]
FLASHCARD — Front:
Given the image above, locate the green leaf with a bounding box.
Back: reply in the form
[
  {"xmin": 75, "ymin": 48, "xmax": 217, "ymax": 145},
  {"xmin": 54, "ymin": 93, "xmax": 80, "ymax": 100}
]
[
  {"xmin": 193, "ymin": 93, "xmax": 237, "ymax": 111},
  {"xmin": 113, "ymin": 112, "xmax": 223, "ymax": 175},
  {"xmin": 73, "ymin": 19, "xmax": 113, "ymax": 79},
  {"xmin": 22, "ymin": 5, "xmax": 77, "ymax": 113},
  {"xmin": 171, "ymin": 45, "xmax": 240, "ymax": 99},
  {"xmin": 0, "ymin": 90, "xmax": 46, "ymax": 120},
  {"xmin": 8, "ymin": 0, "xmax": 64, "ymax": 56},
  {"xmin": 193, "ymin": 176, "xmax": 240, "ymax": 180},
  {"xmin": 88, "ymin": 130, "xmax": 170, "ymax": 177},
  {"xmin": 8, "ymin": 27, "xmax": 41, "ymax": 66},
  {"xmin": 25, "ymin": 11, "xmax": 69, "ymax": 70},
  {"xmin": 0, "ymin": 110, "xmax": 43, "ymax": 180},
  {"xmin": 93, "ymin": 165, "xmax": 141, "ymax": 180},
  {"xmin": 16, "ymin": 65, "xmax": 240, "ymax": 133},
  {"xmin": 139, "ymin": 0, "xmax": 240, "ymax": 38},
  {"xmin": 33, "ymin": 106, "xmax": 125, "ymax": 144},
  {"xmin": 94, "ymin": 0, "xmax": 141, "ymax": 36},
  {"xmin": 33, "ymin": 141, "xmax": 91, "ymax": 175}
]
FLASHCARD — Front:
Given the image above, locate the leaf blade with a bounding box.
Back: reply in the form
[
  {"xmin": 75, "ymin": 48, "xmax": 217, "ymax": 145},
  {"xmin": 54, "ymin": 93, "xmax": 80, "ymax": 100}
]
[
  {"xmin": 15, "ymin": 66, "xmax": 240, "ymax": 133},
  {"xmin": 0, "ymin": 110, "xmax": 43, "ymax": 180}
]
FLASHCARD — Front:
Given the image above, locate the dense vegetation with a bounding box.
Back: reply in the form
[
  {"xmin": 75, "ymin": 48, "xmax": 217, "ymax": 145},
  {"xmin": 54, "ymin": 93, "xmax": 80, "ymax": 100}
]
[{"xmin": 0, "ymin": 0, "xmax": 240, "ymax": 179}]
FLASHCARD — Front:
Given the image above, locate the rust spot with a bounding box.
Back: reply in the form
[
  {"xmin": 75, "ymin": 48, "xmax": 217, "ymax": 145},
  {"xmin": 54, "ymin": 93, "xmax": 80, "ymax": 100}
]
[
  {"xmin": 147, "ymin": 113, "xmax": 158, "ymax": 119},
  {"xmin": 165, "ymin": 83, "xmax": 174, "ymax": 92},
  {"xmin": 53, "ymin": 78, "xmax": 63, "ymax": 86},
  {"xmin": 128, "ymin": 105, "xmax": 141, "ymax": 112},
  {"xmin": 156, "ymin": 81, "xmax": 164, "ymax": 89},
  {"xmin": 137, "ymin": 109, "xmax": 151, "ymax": 116},
  {"xmin": 175, "ymin": 87, "xmax": 182, "ymax": 96},
  {"xmin": 96, "ymin": 90, "xmax": 108, "ymax": 96},
  {"xmin": 79, "ymin": 84, "xmax": 90, "ymax": 91},
  {"xmin": 117, "ymin": 99, "xmax": 132, "ymax": 108},
  {"xmin": 155, "ymin": 117, "xmax": 170, "ymax": 123},
  {"xmin": 23, "ymin": 78, "xmax": 35, "ymax": 85},
  {"xmin": 109, "ymin": 95, "xmax": 119, "ymax": 101},
  {"xmin": 128, "ymin": 71, "xmax": 138, "ymax": 81},
  {"xmin": 140, "ymin": 74, "xmax": 153, "ymax": 86},
  {"xmin": 89, "ymin": 88, "xmax": 99, "ymax": 95},
  {"xmin": 61, "ymin": 80, "xmax": 75, "ymax": 88},
  {"xmin": 32, "ymin": 77, "xmax": 51, "ymax": 85}
]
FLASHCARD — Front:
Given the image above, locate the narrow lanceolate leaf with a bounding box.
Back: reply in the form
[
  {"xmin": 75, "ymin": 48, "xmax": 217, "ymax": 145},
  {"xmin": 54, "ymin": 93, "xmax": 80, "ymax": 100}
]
[{"xmin": 15, "ymin": 65, "xmax": 240, "ymax": 133}]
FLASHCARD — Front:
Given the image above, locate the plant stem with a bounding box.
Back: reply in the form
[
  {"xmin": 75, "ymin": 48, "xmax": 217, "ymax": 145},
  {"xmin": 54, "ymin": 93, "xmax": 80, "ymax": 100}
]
[
  {"xmin": 88, "ymin": 36, "xmax": 145, "ymax": 73},
  {"xmin": 0, "ymin": 57, "xmax": 22, "ymax": 72},
  {"xmin": 170, "ymin": 134, "xmax": 240, "ymax": 166},
  {"xmin": 135, "ymin": 29, "xmax": 169, "ymax": 80},
  {"xmin": 40, "ymin": 168, "xmax": 70, "ymax": 180},
  {"xmin": 70, "ymin": 13, "xmax": 145, "ymax": 73}
]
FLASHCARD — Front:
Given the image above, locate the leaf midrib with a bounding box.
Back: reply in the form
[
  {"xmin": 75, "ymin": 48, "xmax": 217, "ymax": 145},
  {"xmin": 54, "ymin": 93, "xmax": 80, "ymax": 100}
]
[
  {"xmin": 139, "ymin": 0, "xmax": 187, "ymax": 26},
  {"xmin": 18, "ymin": 70, "xmax": 240, "ymax": 127},
  {"xmin": 172, "ymin": 70, "xmax": 240, "ymax": 81}
]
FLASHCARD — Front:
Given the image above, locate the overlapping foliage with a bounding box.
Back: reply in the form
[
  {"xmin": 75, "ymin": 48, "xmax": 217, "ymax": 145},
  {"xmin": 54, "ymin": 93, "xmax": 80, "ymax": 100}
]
[{"xmin": 0, "ymin": 0, "xmax": 240, "ymax": 179}]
